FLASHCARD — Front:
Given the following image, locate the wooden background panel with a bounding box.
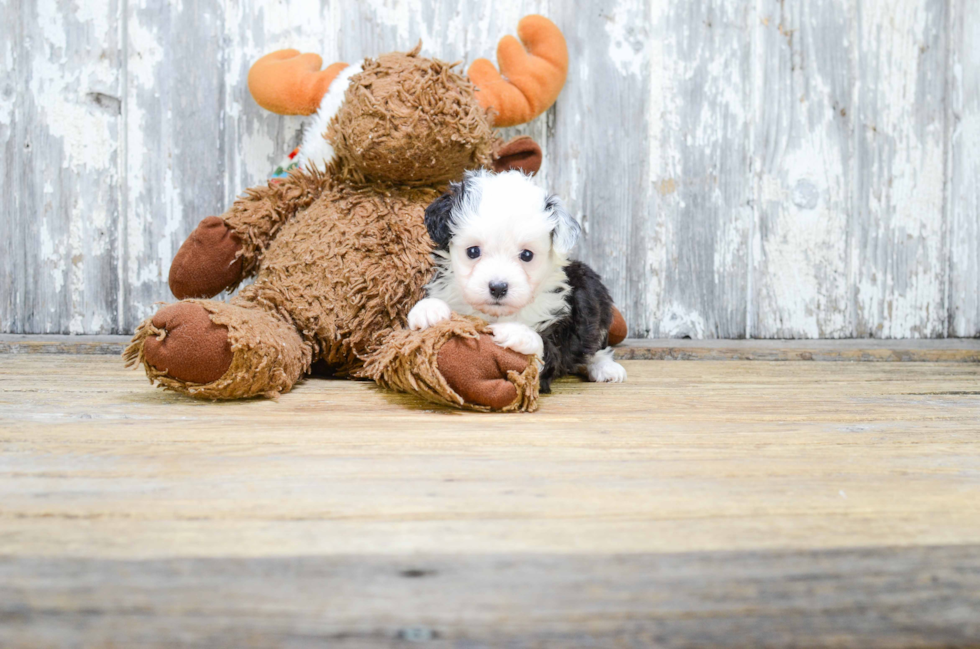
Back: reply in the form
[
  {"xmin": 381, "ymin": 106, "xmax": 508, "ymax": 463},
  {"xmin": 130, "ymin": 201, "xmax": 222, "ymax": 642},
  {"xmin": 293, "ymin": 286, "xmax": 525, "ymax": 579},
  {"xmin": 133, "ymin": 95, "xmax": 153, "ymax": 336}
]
[
  {"xmin": 549, "ymin": 0, "xmax": 650, "ymax": 333},
  {"xmin": 646, "ymin": 0, "xmax": 754, "ymax": 338},
  {"xmin": 2, "ymin": 548, "xmax": 979, "ymax": 648},
  {"xmin": 948, "ymin": 0, "xmax": 980, "ymax": 336},
  {"xmin": 752, "ymin": 0, "xmax": 855, "ymax": 338},
  {"xmin": 852, "ymin": 0, "xmax": 948, "ymax": 338},
  {"xmin": 122, "ymin": 0, "xmax": 229, "ymax": 332},
  {"xmin": 1, "ymin": 0, "xmax": 122, "ymax": 334},
  {"xmin": 2, "ymin": 0, "xmax": 978, "ymax": 338}
]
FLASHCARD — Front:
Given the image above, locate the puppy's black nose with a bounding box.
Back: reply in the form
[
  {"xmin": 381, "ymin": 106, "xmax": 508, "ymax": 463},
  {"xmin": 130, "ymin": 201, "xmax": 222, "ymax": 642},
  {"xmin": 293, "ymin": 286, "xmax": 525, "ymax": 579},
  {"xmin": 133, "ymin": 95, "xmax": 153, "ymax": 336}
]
[{"xmin": 488, "ymin": 281, "xmax": 508, "ymax": 299}]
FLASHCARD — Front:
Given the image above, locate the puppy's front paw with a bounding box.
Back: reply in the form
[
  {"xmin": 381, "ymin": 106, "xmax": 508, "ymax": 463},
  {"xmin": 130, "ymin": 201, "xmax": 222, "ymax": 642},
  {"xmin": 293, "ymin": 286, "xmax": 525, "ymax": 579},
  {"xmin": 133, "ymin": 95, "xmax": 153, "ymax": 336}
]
[
  {"xmin": 408, "ymin": 298, "xmax": 452, "ymax": 330},
  {"xmin": 587, "ymin": 353, "xmax": 627, "ymax": 383},
  {"xmin": 487, "ymin": 322, "xmax": 544, "ymax": 358}
]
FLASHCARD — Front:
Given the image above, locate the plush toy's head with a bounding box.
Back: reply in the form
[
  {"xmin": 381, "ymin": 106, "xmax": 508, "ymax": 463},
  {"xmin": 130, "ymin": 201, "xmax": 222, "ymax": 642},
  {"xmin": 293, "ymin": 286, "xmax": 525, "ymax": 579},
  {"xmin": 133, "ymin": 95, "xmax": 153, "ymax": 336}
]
[{"xmin": 247, "ymin": 15, "xmax": 568, "ymax": 184}]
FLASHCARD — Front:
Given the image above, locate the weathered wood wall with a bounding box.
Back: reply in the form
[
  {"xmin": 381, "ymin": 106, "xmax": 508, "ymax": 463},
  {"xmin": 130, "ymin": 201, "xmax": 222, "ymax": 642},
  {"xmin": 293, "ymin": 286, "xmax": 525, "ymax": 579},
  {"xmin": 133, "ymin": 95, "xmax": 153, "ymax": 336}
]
[{"xmin": 1, "ymin": 0, "xmax": 977, "ymax": 338}]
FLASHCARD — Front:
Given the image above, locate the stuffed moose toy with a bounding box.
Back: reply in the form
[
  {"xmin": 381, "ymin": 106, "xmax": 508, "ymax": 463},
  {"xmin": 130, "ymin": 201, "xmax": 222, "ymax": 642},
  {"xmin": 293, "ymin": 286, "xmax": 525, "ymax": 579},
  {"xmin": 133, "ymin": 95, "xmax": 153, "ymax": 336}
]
[{"xmin": 125, "ymin": 15, "xmax": 624, "ymax": 411}]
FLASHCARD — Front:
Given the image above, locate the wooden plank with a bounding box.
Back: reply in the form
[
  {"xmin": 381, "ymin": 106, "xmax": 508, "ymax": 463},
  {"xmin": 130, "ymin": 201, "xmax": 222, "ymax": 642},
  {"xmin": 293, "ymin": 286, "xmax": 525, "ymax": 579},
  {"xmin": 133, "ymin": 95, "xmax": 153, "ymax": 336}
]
[
  {"xmin": 852, "ymin": 0, "xmax": 949, "ymax": 337},
  {"xmin": 615, "ymin": 336, "xmax": 980, "ymax": 361},
  {"xmin": 752, "ymin": 0, "xmax": 856, "ymax": 338},
  {"xmin": 2, "ymin": 357, "xmax": 979, "ymax": 559},
  {"xmin": 0, "ymin": 335, "xmax": 131, "ymax": 355},
  {"xmin": 2, "ymin": 356, "xmax": 980, "ymax": 645},
  {"xmin": 948, "ymin": 0, "xmax": 980, "ymax": 336},
  {"xmin": 1, "ymin": 546, "xmax": 979, "ymax": 648},
  {"xmin": 3, "ymin": 0, "xmax": 980, "ymax": 340},
  {"xmin": 643, "ymin": 0, "xmax": 754, "ymax": 338},
  {"xmin": 0, "ymin": 0, "xmax": 122, "ymax": 334},
  {"xmin": 549, "ymin": 0, "xmax": 653, "ymax": 336},
  {"xmin": 3, "ymin": 335, "xmax": 980, "ymax": 361},
  {"xmin": 122, "ymin": 0, "xmax": 228, "ymax": 332}
]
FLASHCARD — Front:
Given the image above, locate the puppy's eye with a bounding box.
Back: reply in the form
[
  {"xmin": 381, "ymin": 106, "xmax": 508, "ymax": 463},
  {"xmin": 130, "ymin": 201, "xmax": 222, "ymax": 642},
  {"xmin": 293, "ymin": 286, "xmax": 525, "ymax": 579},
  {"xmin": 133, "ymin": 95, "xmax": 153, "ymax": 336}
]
[
  {"xmin": 466, "ymin": 246, "xmax": 481, "ymax": 259},
  {"xmin": 520, "ymin": 249, "xmax": 534, "ymax": 263}
]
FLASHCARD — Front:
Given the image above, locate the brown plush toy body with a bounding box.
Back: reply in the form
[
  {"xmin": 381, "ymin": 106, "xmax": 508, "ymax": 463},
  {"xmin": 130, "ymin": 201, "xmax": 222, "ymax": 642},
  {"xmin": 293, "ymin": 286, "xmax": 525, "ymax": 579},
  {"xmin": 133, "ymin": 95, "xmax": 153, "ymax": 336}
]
[{"xmin": 126, "ymin": 16, "xmax": 621, "ymax": 411}]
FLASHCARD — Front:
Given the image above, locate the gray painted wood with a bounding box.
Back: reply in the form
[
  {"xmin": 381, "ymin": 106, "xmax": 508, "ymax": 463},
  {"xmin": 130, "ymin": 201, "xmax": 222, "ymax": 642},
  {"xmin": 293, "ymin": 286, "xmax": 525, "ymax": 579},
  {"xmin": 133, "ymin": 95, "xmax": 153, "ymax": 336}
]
[
  {"xmin": 853, "ymin": 0, "xmax": 948, "ymax": 338},
  {"xmin": 2, "ymin": 0, "xmax": 978, "ymax": 338},
  {"xmin": 4, "ymin": 333, "xmax": 980, "ymax": 362},
  {"xmin": 122, "ymin": 0, "xmax": 229, "ymax": 332},
  {"xmin": 753, "ymin": 0, "xmax": 855, "ymax": 339},
  {"xmin": 2, "ymin": 547, "xmax": 979, "ymax": 647},
  {"xmin": 1, "ymin": 0, "xmax": 122, "ymax": 334},
  {"xmin": 948, "ymin": 0, "xmax": 980, "ymax": 337},
  {"xmin": 647, "ymin": 0, "xmax": 754, "ymax": 339}
]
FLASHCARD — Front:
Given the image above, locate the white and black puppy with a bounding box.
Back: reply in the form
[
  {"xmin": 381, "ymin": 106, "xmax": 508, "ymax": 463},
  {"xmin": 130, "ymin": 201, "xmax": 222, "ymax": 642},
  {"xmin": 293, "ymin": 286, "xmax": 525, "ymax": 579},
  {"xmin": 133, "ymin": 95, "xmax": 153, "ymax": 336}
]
[{"xmin": 408, "ymin": 169, "xmax": 626, "ymax": 393}]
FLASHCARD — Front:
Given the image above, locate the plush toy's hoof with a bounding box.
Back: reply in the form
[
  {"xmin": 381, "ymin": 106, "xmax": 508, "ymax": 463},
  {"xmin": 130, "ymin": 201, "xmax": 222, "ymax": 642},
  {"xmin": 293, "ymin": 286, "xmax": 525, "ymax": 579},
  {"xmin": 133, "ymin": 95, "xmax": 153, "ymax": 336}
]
[
  {"xmin": 609, "ymin": 306, "xmax": 627, "ymax": 346},
  {"xmin": 437, "ymin": 333, "xmax": 530, "ymax": 410},
  {"xmin": 169, "ymin": 216, "xmax": 243, "ymax": 299},
  {"xmin": 143, "ymin": 303, "xmax": 233, "ymax": 384}
]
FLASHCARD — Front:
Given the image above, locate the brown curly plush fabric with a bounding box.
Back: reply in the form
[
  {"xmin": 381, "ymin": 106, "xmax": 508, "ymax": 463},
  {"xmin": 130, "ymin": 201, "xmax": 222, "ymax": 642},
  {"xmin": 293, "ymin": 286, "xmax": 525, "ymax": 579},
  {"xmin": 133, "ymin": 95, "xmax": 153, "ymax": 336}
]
[
  {"xmin": 330, "ymin": 48, "xmax": 495, "ymax": 185},
  {"xmin": 362, "ymin": 315, "xmax": 539, "ymax": 412},
  {"xmin": 232, "ymin": 168, "xmax": 441, "ymax": 373},
  {"xmin": 125, "ymin": 299, "xmax": 309, "ymax": 399}
]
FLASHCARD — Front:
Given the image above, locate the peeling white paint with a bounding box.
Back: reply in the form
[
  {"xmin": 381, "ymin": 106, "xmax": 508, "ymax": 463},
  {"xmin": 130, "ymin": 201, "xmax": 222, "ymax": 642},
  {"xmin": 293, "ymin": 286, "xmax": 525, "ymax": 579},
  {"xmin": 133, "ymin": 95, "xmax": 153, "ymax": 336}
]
[
  {"xmin": 5, "ymin": 0, "xmax": 980, "ymax": 338},
  {"xmin": 604, "ymin": 0, "xmax": 649, "ymax": 78},
  {"xmin": 660, "ymin": 304, "xmax": 707, "ymax": 339}
]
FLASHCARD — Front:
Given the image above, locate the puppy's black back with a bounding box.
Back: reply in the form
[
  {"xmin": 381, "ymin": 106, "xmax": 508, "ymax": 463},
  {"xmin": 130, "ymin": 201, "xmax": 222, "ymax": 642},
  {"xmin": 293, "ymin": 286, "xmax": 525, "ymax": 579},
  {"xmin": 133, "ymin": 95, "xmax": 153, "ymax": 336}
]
[{"xmin": 539, "ymin": 260, "xmax": 614, "ymax": 393}]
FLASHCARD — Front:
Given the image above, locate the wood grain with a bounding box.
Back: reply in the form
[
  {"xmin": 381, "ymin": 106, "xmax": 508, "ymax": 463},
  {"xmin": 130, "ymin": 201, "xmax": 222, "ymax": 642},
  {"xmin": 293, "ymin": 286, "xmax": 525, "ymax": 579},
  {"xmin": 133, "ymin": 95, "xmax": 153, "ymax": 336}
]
[
  {"xmin": 0, "ymin": 0, "xmax": 122, "ymax": 334},
  {"xmin": 122, "ymin": 0, "xmax": 229, "ymax": 332},
  {"xmin": 3, "ymin": 0, "xmax": 979, "ymax": 338},
  {"xmin": 2, "ymin": 356, "xmax": 980, "ymax": 558},
  {"xmin": 752, "ymin": 0, "xmax": 855, "ymax": 338},
  {"xmin": 1, "ymin": 355, "xmax": 980, "ymax": 645},
  {"xmin": 853, "ymin": 0, "xmax": 948, "ymax": 338},
  {"xmin": 641, "ymin": 0, "xmax": 754, "ymax": 338},
  {"xmin": 948, "ymin": 0, "xmax": 980, "ymax": 336},
  {"xmin": 2, "ymin": 547, "xmax": 979, "ymax": 648},
  {"xmin": 3, "ymin": 335, "xmax": 980, "ymax": 361}
]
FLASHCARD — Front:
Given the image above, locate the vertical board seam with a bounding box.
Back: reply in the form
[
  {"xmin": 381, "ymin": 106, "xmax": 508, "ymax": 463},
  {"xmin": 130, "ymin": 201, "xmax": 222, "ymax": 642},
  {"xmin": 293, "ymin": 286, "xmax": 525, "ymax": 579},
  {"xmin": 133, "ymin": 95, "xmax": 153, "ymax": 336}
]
[
  {"xmin": 941, "ymin": 0, "xmax": 956, "ymax": 338},
  {"xmin": 746, "ymin": 0, "xmax": 763, "ymax": 339},
  {"xmin": 116, "ymin": 0, "xmax": 129, "ymax": 334},
  {"xmin": 849, "ymin": 0, "xmax": 861, "ymax": 338}
]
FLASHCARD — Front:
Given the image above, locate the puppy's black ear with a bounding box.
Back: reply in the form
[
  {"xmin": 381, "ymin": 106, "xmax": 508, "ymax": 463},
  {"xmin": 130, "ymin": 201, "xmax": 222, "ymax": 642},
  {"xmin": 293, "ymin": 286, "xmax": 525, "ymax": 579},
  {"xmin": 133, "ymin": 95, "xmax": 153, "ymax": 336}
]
[
  {"xmin": 424, "ymin": 181, "xmax": 463, "ymax": 250},
  {"xmin": 546, "ymin": 195, "xmax": 581, "ymax": 255}
]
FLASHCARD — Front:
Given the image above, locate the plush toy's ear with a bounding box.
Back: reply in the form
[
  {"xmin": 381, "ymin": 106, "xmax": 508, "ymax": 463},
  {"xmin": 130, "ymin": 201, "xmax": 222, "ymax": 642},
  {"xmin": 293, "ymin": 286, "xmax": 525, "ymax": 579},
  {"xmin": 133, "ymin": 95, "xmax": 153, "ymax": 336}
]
[
  {"xmin": 492, "ymin": 136, "xmax": 542, "ymax": 175},
  {"xmin": 424, "ymin": 182, "xmax": 464, "ymax": 250},
  {"xmin": 546, "ymin": 194, "xmax": 580, "ymax": 255}
]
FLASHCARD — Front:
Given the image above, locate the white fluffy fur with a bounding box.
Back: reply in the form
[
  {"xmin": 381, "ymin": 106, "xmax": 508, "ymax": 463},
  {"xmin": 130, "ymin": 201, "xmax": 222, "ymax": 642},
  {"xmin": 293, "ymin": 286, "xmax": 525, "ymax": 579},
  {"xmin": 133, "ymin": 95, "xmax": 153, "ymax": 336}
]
[
  {"xmin": 425, "ymin": 170, "xmax": 572, "ymax": 332},
  {"xmin": 426, "ymin": 250, "xmax": 571, "ymax": 332},
  {"xmin": 485, "ymin": 322, "xmax": 544, "ymax": 357},
  {"xmin": 585, "ymin": 347, "xmax": 627, "ymax": 383},
  {"xmin": 297, "ymin": 62, "xmax": 364, "ymax": 172},
  {"xmin": 407, "ymin": 297, "xmax": 452, "ymax": 331}
]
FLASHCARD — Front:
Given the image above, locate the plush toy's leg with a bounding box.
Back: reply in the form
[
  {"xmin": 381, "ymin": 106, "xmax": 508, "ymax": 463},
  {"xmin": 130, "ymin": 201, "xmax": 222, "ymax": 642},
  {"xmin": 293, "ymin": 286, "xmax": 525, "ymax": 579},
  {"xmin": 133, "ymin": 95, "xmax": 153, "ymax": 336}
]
[
  {"xmin": 124, "ymin": 300, "xmax": 311, "ymax": 400},
  {"xmin": 360, "ymin": 316, "xmax": 540, "ymax": 412}
]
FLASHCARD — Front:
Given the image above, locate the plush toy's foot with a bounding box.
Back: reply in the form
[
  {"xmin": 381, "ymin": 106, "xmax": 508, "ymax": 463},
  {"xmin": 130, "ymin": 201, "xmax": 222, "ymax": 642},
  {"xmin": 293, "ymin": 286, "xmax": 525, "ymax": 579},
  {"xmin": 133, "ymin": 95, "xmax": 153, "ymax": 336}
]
[
  {"xmin": 139, "ymin": 302, "xmax": 234, "ymax": 384},
  {"xmin": 437, "ymin": 333, "xmax": 535, "ymax": 409},
  {"xmin": 124, "ymin": 300, "xmax": 311, "ymax": 400},
  {"xmin": 360, "ymin": 315, "xmax": 540, "ymax": 412}
]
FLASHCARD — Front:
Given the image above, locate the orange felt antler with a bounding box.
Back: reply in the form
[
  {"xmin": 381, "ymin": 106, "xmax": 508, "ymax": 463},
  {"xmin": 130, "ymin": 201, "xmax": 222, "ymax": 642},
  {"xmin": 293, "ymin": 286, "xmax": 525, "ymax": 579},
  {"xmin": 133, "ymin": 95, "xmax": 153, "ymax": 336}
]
[
  {"xmin": 467, "ymin": 15, "xmax": 568, "ymax": 127},
  {"xmin": 247, "ymin": 50, "xmax": 349, "ymax": 116}
]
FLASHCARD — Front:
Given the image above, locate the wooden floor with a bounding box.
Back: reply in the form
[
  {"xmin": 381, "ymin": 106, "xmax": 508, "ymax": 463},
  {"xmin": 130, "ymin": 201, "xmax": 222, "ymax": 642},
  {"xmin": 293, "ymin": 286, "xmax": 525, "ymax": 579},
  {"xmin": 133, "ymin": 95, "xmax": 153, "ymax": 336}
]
[{"xmin": 1, "ymin": 355, "xmax": 979, "ymax": 647}]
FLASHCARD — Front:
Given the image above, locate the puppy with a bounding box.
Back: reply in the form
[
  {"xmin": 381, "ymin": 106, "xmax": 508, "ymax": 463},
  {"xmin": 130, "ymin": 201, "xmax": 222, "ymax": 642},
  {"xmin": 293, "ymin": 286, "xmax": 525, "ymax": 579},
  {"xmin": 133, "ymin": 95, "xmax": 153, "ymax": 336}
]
[{"xmin": 408, "ymin": 169, "xmax": 626, "ymax": 393}]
